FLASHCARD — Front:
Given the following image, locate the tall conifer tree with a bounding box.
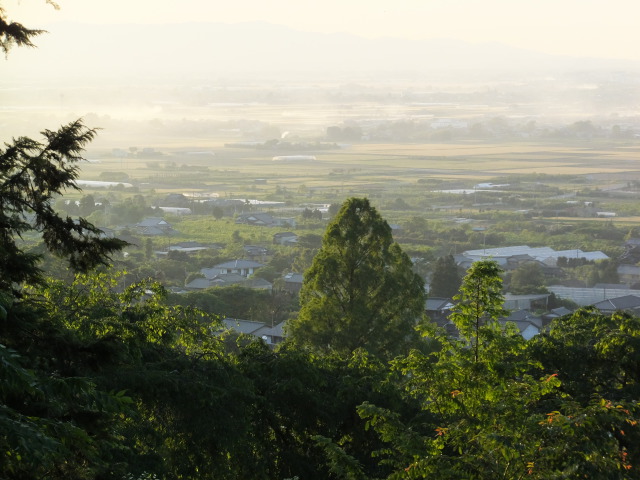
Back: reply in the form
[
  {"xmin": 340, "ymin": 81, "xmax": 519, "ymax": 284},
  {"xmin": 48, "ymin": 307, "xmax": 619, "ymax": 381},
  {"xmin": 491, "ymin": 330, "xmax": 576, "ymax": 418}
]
[{"xmin": 288, "ymin": 197, "xmax": 425, "ymax": 359}]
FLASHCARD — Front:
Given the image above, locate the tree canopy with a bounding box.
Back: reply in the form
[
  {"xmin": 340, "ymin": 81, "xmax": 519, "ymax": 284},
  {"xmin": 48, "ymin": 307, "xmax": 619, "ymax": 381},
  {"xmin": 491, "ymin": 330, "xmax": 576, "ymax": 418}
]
[
  {"xmin": 450, "ymin": 259, "xmax": 508, "ymax": 361},
  {"xmin": 509, "ymin": 262, "xmax": 547, "ymax": 294},
  {"xmin": 287, "ymin": 197, "xmax": 425, "ymax": 359}
]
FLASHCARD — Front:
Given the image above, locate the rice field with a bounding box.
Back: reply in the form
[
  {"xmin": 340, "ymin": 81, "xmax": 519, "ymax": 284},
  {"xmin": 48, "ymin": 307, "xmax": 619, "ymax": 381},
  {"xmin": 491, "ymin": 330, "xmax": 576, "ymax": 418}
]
[{"xmin": 80, "ymin": 139, "xmax": 640, "ymax": 193}]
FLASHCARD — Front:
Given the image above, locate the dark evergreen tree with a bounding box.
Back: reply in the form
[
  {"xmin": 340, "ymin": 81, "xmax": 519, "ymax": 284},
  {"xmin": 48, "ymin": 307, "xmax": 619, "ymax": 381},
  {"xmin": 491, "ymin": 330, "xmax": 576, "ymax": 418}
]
[
  {"xmin": 0, "ymin": 1, "xmax": 53, "ymax": 54},
  {"xmin": 287, "ymin": 197, "xmax": 425, "ymax": 359},
  {"xmin": 429, "ymin": 254, "xmax": 462, "ymax": 298},
  {"xmin": 212, "ymin": 205, "xmax": 224, "ymax": 219},
  {"xmin": 0, "ymin": 120, "xmax": 127, "ymax": 292},
  {"xmin": 1, "ymin": 6, "xmax": 129, "ymax": 476},
  {"xmin": 509, "ymin": 262, "xmax": 546, "ymax": 294}
]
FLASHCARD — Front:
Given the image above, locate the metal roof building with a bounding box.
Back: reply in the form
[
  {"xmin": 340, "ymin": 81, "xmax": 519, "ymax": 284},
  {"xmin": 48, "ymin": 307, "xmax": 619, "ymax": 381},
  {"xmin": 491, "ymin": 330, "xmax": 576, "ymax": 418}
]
[{"xmin": 463, "ymin": 245, "xmax": 608, "ymax": 266}]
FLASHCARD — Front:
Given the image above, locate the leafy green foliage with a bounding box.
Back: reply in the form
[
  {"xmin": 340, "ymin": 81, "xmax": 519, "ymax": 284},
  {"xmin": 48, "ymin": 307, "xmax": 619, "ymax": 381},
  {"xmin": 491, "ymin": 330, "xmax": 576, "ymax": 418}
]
[
  {"xmin": 233, "ymin": 343, "xmax": 412, "ymax": 479},
  {"xmin": 2, "ymin": 272, "xmax": 246, "ymax": 479},
  {"xmin": 0, "ymin": 305, "xmax": 134, "ymax": 478},
  {"xmin": 529, "ymin": 308, "xmax": 640, "ymax": 403},
  {"xmin": 508, "ymin": 262, "xmax": 547, "ymax": 294},
  {"xmin": 353, "ymin": 262, "xmax": 640, "ymax": 479},
  {"xmin": 168, "ymin": 284, "xmax": 298, "ymax": 325},
  {"xmin": 288, "ymin": 197, "xmax": 425, "ymax": 360},
  {"xmin": 450, "ymin": 260, "xmax": 509, "ymax": 362}
]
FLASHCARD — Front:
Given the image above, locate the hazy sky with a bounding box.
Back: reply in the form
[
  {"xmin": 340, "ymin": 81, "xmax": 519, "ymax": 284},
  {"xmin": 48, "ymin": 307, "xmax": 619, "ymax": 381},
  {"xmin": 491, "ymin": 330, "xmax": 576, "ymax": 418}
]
[{"xmin": 7, "ymin": 0, "xmax": 640, "ymax": 60}]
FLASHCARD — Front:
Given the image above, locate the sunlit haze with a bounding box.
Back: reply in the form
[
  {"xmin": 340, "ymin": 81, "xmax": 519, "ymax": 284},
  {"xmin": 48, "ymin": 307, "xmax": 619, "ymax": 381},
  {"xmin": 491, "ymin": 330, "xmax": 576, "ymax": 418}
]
[
  {"xmin": 7, "ymin": 0, "xmax": 640, "ymax": 60},
  {"xmin": 2, "ymin": 0, "xmax": 640, "ymax": 147}
]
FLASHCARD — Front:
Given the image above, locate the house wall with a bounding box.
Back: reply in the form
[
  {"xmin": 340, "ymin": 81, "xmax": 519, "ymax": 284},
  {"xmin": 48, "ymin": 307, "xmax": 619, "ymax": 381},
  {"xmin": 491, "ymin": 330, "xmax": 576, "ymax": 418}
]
[{"xmin": 219, "ymin": 267, "xmax": 254, "ymax": 276}]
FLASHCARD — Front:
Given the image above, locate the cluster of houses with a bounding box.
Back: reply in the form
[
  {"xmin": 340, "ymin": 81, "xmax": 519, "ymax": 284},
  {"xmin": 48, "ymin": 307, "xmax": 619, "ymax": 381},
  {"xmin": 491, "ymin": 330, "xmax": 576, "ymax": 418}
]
[
  {"xmin": 423, "ymin": 243, "xmax": 640, "ymax": 340},
  {"xmin": 115, "ymin": 207, "xmax": 640, "ymax": 346},
  {"xmin": 236, "ymin": 212, "xmax": 297, "ymax": 228},
  {"xmin": 452, "ymin": 244, "xmax": 640, "ymax": 308},
  {"xmin": 177, "ymin": 257, "xmax": 304, "ymax": 295},
  {"xmin": 129, "ymin": 212, "xmax": 298, "ymax": 238},
  {"xmin": 220, "ymin": 288, "xmax": 640, "ymax": 347},
  {"xmin": 457, "ymin": 242, "xmax": 640, "ymax": 306},
  {"xmin": 428, "ymin": 289, "xmax": 640, "ymax": 342}
]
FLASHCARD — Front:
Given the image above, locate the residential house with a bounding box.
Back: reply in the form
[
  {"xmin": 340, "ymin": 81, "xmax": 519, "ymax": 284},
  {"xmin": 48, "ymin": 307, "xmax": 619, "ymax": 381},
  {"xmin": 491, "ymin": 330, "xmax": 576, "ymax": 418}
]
[
  {"xmin": 283, "ymin": 273, "xmax": 304, "ymax": 294},
  {"xmin": 425, "ymin": 297, "xmax": 457, "ymax": 336},
  {"xmin": 243, "ymin": 277, "xmax": 273, "ymax": 291},
  {"xmin": 503, "ymin": 255, "xmax": 554, "ymax": 273},
  {"xmin": 243, "ymin": 245, "xmax": 268, "ymax": 260},
  {"xmin": 252, "ymin": 321, "xmax": 286, "ymax": 346},
  {"xmin": 235, "ymin": 212, "xmax": 276, "ymax": 226},
  {"xmin": 201, "ymin": 260, "xmax": 265, "ymax": 279},
  {"xmin": 155, "ymin": 241, "xmax": 216, "ymax": 256},
  {"xmin": 454, "ymin": 254, "xmax": 475, "ymax": 271},
  {"xmin": 208, "ymin": 273, "xmax": 247, "ymax": 288},
  {"xmin": 184, "ymin": 277, "xmax": 214, "ymax": 290},
  {"xmin": 113, "ymin": 230, "xmax": 140, "ymax": 247},
  {"xmin": 425, "ymin": 297, "xmax": 454, "ymax": 324},
  {"xmin": 185, "ymin": 273, "xmax": 245, "ymax": 290},
  {"xmin": 218, "ymin": 318, "xmax": 286, "ymax": 347},
  {"xmin": 185, "ymin": 273, "xmax": 271, "ymax": 291},
  {"xmin": 221, "ymin": 318, "xmax": 267, "ymax": 336},
  {"xmin": 542, "ymin": 307, "xmax": 574, "ymax": 326},
  {"xmin": 500, "ymin": 310, "xmax": 542, "ymax": 340},
  {"xmin": 423, "ymin": 296, "xmax": 569, "ymax": 340},
  {"xmin": 273, "ymin": 232, "xmax": 298, "ymax": 246},
  {"xmin": 592, "ymin": 295, "xmax": 640, "ymax": 314},
  {"xmin": 170, "ymin": 241, "xmax": 214, "ymax": 252},
  {"xmin": 135, "ymin": 217, "xmax": 176, "ymax": 236},
  {"xmin": 236, "ymin": 212, "xmax": 296, "ymax": 228}
]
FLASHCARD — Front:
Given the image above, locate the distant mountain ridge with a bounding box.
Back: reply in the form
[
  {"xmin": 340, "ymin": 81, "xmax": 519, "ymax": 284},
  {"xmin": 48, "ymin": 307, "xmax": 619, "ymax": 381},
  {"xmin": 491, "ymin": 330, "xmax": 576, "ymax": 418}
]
[{"xmin": 5, "ymin": 21, "xmax": 639, "ymax": 83}]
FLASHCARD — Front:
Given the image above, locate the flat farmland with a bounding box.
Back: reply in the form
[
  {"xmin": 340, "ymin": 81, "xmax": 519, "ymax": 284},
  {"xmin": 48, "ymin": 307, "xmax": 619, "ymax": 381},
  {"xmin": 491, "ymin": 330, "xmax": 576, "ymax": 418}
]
[
  {"xmin": 70, "ymin": 134, "xmax": 640, "ymax": 246},
  {"xmin": 81, "ymin": 140, "xmax": 640, "ymax": 196}
]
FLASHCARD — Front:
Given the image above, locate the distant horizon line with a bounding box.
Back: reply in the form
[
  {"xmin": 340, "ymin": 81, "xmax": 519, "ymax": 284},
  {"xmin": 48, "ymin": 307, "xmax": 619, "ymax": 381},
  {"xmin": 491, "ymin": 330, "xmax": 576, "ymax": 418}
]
[{"xmin": 32, "ymin": 20, "xmax": 640, "ymax": 65}]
